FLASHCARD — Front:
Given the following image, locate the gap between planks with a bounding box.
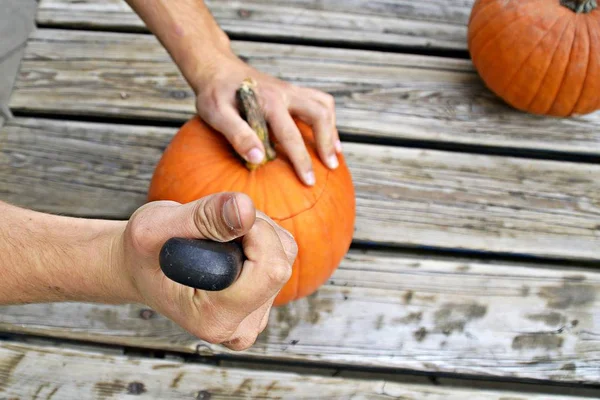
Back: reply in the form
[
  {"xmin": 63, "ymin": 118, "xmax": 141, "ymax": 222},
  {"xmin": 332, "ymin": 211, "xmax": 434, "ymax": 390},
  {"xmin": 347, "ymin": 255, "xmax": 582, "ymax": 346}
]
[
  {"xmin": 2, "ymin": 117, "xmax": 599, "ymax": 262},
  {"xmin": 0, "ymin": 203, "xmax": 598, "ymax": 385},
  {"xmin": 1, "ymin": 118, "xmax": 599, "ymax": 384},
  {"xmin": 35, "ymin": 0, "xmax": 474, "ymax": 54},
  {"xmin": 9, "ymin": 28, "xmax": 600, "ymax": 160},
  {"xmin": 2, "ymin": 335, "xmax": 600, "ymax": 398},
  {"xmin": 0, "ymin": 339, "xmax": 594, "ymax": 400}
]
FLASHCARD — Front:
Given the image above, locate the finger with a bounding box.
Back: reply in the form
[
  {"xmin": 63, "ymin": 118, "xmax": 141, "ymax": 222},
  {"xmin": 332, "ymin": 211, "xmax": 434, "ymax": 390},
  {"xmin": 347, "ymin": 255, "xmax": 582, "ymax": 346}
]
[
  {"xmin": 222, "ymin": 295, "xmax": 274, "ymax": 351},
  {"xmin": 290, "ymin": 89, "xmax": 340, "ymax": 169},
  {"xmin": 202, "ymin": 103, "xmax": 266, "ymax": 165},
  {"xmin": 128, "ymin": 193, "xmax": 256, "ymax": 253},
  {"xmin": 215, "ymin": 214, "xmax": 297, "ymax": 315},
  {"xmin": 258, "ymin": 293, "xmax": 277, "ymax": 332},
  {"xmin": 265, "ymin": 102, "xmax": 315, "ymax": 186},
  {"xmin": 255, "ymin": 211, "xmax": 298, "ymax": 265}
]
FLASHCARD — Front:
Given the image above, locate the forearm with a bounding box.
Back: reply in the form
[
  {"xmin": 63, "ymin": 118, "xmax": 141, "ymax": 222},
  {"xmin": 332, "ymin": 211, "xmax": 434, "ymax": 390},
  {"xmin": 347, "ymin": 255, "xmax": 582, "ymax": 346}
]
[
  {"xmin": 0, "ymin": 201, "xmax": 134, "ymax": 305},
  {"xmin": 125, "ymin": 0, "xmax": 233, "ymax": 92}
]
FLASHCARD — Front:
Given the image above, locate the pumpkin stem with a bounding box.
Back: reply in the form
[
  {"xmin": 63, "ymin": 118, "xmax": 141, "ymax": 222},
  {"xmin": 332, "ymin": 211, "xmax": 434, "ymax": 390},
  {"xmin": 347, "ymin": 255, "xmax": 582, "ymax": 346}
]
[
  {"xmin": 560, "ymin": 0, "xmax": 597, "ymax": 13},
  {"xmin": 236, "ymin": 78, "xmax": 276, "ymax": 170}
]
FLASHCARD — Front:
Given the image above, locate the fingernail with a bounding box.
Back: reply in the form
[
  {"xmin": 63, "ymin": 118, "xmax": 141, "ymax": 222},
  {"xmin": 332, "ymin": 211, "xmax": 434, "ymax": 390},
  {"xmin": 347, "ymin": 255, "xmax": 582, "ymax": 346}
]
[
  {"xmin": 335, "ymin": 140, "xmax": 342, "ymax": 153},
  {"xmin": 304, "ymin": 171, "xmax": 315, "ymax": 186},
  {"xmin": 246, "ymin": 148, "xmax": 264, "ymax": 164},
  {"xmin": 223, "ymin": 196, "xmax": 242, "ymax": 230},
  {"xmin": 327, "ymin": 154, "xmax": 339, "ymax": 169}
]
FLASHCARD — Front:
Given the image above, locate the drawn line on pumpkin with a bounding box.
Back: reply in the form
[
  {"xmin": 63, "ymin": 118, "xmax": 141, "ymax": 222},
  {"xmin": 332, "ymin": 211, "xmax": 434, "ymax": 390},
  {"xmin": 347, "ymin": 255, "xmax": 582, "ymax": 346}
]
[
  {"xmin": 497, "ymin": 13, "xmax": 568, "ymax": 98},
  {"xmin": 569, "ymin": 18, "xmax": 593, "ymax": 116},
  {"xmin": 544, "ymin": 18, "xmax": 578, "ymax": 115},
  {"xmin": 523, "ymin": 15, "xmax": 573, "ymax": 111},
  {"xmin": 271, "ymin": 169, "xmax": 331, "ymax": 223}
]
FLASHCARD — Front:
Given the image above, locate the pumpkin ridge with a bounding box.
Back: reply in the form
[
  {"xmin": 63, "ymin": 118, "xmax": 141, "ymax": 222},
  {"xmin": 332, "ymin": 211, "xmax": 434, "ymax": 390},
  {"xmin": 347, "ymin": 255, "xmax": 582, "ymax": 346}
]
[
  {"xmin": 544, "ymin": 17, "xmax": 578, "ymax": 115},
  {"xmin": 468, "ymin": 0, "xmax": 531, "ymax": 44},
  {"xmin": 272, "ymin": 168, "xmax": 331, "ymax": 223},
  {"xmin": 590, "ymin": 17, "xmax": 600, "ymax": 111},
  {"xmin": 570, "ymin": 18, "xmax": 593, "ymax": 115},
  {"xmin": 193, "ymin": 160, "xmax": 238, "ymax": 197},
  {"xmin": 152, "ymin": 149, "xmax": 231, "ymax": 202},
  {"xmin": 498, "ymin": 13, "xmax": 567, "ymax": 98},
  {"xmin": 260, "ymin": 165, "xmax": 269, "ymax": 214},
  {"xmin": 524, "ymin": 15, "xmax": 573, "ymax": 110},
  {"xmin": 224, "ymin": 163, "xmax": 248, "ymax": 194},
  {"xmin": 471, "ymin": 4, "xmax": 542, "ymax": 63}
]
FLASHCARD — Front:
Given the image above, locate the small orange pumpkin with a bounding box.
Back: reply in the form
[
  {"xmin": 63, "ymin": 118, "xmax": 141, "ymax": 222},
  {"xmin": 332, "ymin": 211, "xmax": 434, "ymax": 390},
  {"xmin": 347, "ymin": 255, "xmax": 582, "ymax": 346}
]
[
  {"xmin": 468, "ymin": 0, "xmax": 600, "ymax": 117},
  {"xmin": 148, "ymin": 80, "xmax": 356, "ymax": 306}
]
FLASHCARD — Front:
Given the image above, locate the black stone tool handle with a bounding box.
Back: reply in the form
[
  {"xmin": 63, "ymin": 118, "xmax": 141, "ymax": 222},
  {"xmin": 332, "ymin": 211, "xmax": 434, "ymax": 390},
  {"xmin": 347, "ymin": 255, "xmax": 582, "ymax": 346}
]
[{"xmin": 159, "ymin": 238, "xmax": 245, "ymax": 291}]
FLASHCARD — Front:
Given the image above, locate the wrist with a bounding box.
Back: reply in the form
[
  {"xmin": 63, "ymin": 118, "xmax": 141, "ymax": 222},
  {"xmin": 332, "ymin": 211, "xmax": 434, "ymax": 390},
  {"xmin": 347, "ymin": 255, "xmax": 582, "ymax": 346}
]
[
  {"xmin": 0, "ymin": 202, "xmax": 138, "ymax": 305},
  {"xmin": 92, "ymin": 220, "xmax": 142, "ymax": 304},
  {"xmin": 186, "ymin": 45, "xmax": 243, "ymax": 95},
  {"xmin": 42, "ymin": 216, "xmax": 136, "ymax": 304}
]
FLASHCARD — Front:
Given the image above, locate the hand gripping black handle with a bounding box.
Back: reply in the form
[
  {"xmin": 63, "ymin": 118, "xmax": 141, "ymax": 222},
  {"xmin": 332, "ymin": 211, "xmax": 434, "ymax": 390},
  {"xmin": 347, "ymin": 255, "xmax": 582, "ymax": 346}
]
[{"xmin": 159, "ymin": 238, "xmax": 245, "ymax": 291}]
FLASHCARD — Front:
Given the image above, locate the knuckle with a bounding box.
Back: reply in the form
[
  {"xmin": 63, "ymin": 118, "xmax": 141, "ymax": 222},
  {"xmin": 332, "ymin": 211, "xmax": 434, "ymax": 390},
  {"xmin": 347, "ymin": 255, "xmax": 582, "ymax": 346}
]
[
  {"xmin": 127, "ymin": 214, "xmax": 156, "ymax": 255},
  {"xmin": 197, "ymin": 89, "xmax": 221, "ymax": 115},
  {"xmin": 230, "ymin": 131, "xmax": 257, "ymax": 152},
  {"xmin": 208, "ymin": 88, "xmax": 224, "ymax": 109},
  {"xmin": 266, "ymin": 260, "xmax": 292, "ymax": 286},
  {"xmin": 228, "ymin": 335, "xmax": 258, "ymax": 351},
  {"xmin": 322, "ymin": 93, "xmax": 335, "ymax": 109},
  {"xmin": 314, "ymin": 105, "xmax": 331, "ymax": 122},
  {"xmin": 190, "ymin": 305, "xmax": 227, "ymax": 344},
  {"xmin": 277, "ymin": 130, "xmax": 302, "ymax": 148},
  {"xmin": 262, "ymin": 89, "xmax": 279, "ymax": 105}
]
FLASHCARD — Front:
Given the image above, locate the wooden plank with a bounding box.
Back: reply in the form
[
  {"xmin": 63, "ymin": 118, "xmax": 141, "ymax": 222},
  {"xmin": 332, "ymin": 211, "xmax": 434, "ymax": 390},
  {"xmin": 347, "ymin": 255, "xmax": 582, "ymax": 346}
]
[
  {"xmin": 10, "ymin": 29, "xmax": 600, "ymax": 157},
  {"xmin": 0, "ymin": 108, "xmax": 599, "ymax": 385},
  {"xmin": 0, "ymin": 342, "xmax": 586, "ymax": 400},
  {"xmin": 2, "ymin": 117, "xmax": 600, "ymax": 261},
  {"xmin": 0, "ymin": 247, "xmax": 599, "ymax": 384},
  {"xmin": 36, "ymin": 0, "xmax": 472, "ymax": 51}
]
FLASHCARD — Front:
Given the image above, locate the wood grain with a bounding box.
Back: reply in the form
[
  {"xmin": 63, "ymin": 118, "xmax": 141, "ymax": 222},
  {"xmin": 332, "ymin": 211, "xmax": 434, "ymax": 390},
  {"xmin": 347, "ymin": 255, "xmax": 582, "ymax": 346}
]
[
  {"xmin": 0, "ymin": 341, "xmax": 587, "ymax": 399},
  {"xmin": 37, "ymin": 0, "xmax": 472, "ymax": 51},
  {"xmin": 0, "ymin": 247, "xmax": 599, "ymax": 384},
  {"xmin": 10, "ymin": 29, "xmax": 600, "ymax": 157},
  {"xmin": 2, "ymin": 118, "xmax": 600, "ymax": 260}
]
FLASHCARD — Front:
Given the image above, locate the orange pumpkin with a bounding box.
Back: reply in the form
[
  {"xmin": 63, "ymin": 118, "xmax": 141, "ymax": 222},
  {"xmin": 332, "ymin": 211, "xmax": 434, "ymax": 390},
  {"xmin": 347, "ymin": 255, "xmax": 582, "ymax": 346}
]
[
  {"xmin": 148, "ymin": 80, "xmax": 356, "ymax": 306},
  {"xmin": 467, "ymin": 0, "xmax": 600, "ymax": 117}
]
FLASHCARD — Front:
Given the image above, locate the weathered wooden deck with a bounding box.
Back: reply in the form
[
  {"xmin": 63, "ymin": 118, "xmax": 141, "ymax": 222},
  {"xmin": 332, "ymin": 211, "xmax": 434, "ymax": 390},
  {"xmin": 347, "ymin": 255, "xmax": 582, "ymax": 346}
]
[{"xmin": 1, "ymin": 0, "xmax": 599, "ymax": 398}]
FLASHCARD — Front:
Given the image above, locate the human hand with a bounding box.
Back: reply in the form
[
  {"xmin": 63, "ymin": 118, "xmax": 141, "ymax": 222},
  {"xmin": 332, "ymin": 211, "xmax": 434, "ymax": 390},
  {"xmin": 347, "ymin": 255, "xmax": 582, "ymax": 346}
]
[
  {"xmin": 192, "ymin": 51, "xmax": 342, "ymax": 186},
  {"xmin": 115, "ymin": 192, "xmax": 297, "ymax": 350}
]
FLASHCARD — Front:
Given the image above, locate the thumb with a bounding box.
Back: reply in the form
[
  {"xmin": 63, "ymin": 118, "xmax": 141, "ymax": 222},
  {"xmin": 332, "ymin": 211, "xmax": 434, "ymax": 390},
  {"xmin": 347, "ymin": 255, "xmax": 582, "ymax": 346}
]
[
  {"xmin": 130, "ymin": 192, "xmax": 256, "ymax": 254},
  {"xmin": 177, "ymin": 192, "xmax": 256, "ymax": 242}
]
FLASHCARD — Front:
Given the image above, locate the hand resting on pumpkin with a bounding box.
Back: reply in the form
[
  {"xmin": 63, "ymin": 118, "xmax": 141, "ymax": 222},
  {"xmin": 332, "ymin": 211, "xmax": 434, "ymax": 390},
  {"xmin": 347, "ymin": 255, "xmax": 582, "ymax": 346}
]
[
  {"xmin": 125, "ymin": 0, "xmax": 341, "ymax": 186},
  {"xmin": 0, "ymin": 194, "xmax": 297, "ymax": 351}
]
